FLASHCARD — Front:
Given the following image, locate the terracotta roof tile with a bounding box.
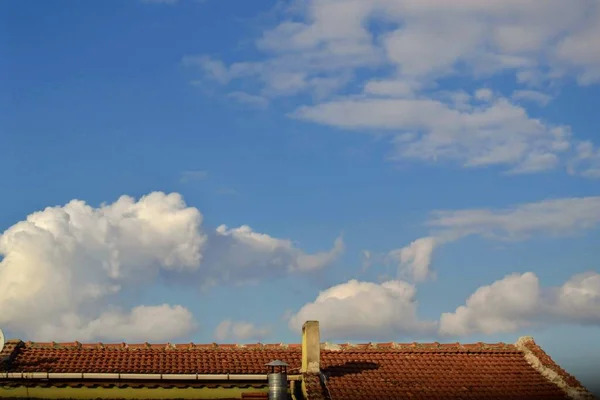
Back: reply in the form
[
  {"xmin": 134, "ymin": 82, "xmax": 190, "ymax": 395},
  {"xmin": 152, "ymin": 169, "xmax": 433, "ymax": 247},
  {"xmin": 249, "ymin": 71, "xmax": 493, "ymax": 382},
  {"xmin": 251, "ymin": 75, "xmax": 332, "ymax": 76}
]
[
  {"xmin": 1, "ymin": 339, "xmax": 595, "ymax": 400},
  {"xmin": 2, "ymin": 342, "xmax": 302, "ymax": 375},
  {"xmin": 317, "ymin": 345, "xmax": 581, "ymax": 400}
]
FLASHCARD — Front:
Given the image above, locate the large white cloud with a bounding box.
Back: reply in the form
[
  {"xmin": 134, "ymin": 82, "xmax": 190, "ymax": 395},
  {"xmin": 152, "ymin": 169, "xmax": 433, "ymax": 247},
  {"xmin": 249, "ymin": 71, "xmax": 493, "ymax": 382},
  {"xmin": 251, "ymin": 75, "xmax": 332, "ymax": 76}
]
[
  {"xmin": 0, "ymin": 192, "xmax": 343, "ymax": 341},
  {"xmin": 186, "ymin": 0, "xmax": 600, "ymax": 177},
  {"xmin": 36, "ymin": 305, "xmax": 197, "ymax": 343},
  {"xmin": 288, "ymin": 279, "xmax": 436, "ymax": 340},
  {"xmin": 440, "ymin": 271, "xmax": 600, "ymax": 336},
  {"xmin": 386, "ymin": 196, "xmax": 600, "ymax": 281},
  {"xmin": 288, "ymin": 271, "xmax": 600, "ymax": 341}
]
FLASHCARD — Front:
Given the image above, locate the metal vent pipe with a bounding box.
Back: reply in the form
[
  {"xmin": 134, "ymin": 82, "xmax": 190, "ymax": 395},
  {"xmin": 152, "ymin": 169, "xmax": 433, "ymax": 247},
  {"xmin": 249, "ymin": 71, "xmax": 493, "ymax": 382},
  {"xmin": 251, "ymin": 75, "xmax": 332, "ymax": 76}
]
[{"xmin": 266, "ymin": 360, "xmax": 288, "ymax": 400}]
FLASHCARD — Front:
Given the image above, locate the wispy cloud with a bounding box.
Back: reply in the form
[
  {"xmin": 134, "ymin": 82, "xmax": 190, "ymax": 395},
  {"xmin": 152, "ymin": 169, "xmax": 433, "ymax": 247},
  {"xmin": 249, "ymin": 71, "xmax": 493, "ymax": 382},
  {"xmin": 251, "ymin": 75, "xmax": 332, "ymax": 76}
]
[
  {"xmin": 385, "ymin": 196, "xmax": 600, "ymax": 281},
  {"xmin": 511, "ymin": 90, "xmax": 554, "ymax": 106},
  {"xmin": 228, "ymin": 91, "xmax": 269, "ymax": 109},
  {"xmin": 214, "ymin": 320, "xmax": 271, "ymax": 342},
  {"xmin": 185, "ymin": 0, "xmax": 600, "ymax": 178},
  {"xmin": 140, "ymin": 0, "xmax": 178, "ymax": 4},
  {"xmin": 215, "ymin": 187, "xmax": 240, "ymax": 196},
  {"xmin": 293, "ymin": 92, "xmax": 571, "ymax": 175},
  {"xmin": 180, "ymin": 169, "xmax": 208, "ymax": 183}
]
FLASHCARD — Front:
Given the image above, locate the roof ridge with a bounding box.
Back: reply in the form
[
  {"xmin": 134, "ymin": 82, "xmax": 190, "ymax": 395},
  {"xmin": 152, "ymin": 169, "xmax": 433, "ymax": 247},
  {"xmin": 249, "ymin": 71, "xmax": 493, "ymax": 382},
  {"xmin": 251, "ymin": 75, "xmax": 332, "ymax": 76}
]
[
  {"xmin": 515, "ymin": 336, "xmax": 596, "ymax": 400},
  {"xmin": 321, "ymin": 341, "xmax": 515, "ymax": 351},
  {"xmin": 18, "ymin": 339, "xmax": 519, "ymax": 351},
  {"xmin": 22, "ymin": 341, "xmax": 303, "ymax": 350}
]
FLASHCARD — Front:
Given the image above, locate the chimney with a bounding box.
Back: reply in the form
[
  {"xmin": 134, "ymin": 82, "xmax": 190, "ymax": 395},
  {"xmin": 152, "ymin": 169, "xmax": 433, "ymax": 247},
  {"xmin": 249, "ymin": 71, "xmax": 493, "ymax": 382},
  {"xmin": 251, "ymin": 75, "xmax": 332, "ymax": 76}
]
[{"xmin": 301, "ymin": 321, "xmax": 320, "ymax": 373}]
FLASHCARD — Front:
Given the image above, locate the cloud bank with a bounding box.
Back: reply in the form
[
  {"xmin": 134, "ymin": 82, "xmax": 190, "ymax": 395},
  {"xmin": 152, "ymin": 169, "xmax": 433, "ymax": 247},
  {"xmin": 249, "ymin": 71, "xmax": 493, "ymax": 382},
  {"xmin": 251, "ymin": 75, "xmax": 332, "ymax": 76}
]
[
  {"xmin": 289, "ymin": 271, "xmax": 600, "ymax": 340},
  {"xmin": 440, "ymin": 271, "xmax": 600, "ymax": 336},
  {"xmin": 0, "ymin": 192, "xmax": 343, "ymax": 341}
]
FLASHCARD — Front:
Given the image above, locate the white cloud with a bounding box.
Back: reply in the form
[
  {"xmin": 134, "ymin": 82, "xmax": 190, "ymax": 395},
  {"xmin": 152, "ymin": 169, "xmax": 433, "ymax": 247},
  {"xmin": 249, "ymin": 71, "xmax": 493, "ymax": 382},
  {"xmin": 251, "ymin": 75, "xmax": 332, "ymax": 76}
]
[
  {"xmin": 214, "ymin": 320, "xmax": 271, "ymax": 342},
  {"xmin": 288, "ymin": 279, "xmax": 436, "ymax": 340},
  {"xmin": 186, "ymin": 0, "xmax": 600, "ymax": 178},
  {"xmin": 387, "ymin": 236, "xmax": 438, "ymax": 282},
  {"xmin": 182, "ymin": 56, "xmax": 234, "ymax": 84},
  {"xmin": 474, "ymin": 88, "xmax": 494, "ymax": 101},
  {"xmin": 363, "ymin": 79, "xmax": 419, "ymax": 97},
  {"xmin": 290, "ymin": 271, "xmax": 600, "ymax": 341},
  {"xmin": 439, "ymin": 272, "xmax": 541, "ymax": 336},
  {"xmin": 554, "ymin": 4, "xmax": 600, "ymax": 85},
  {"xmin": 386, "ymin": 196, "xmax": 600, "ymax": 281},
  {"xmin": 0, "ymin": 192, "xmax": 203, "ymax": 341},
  {"xmin": 209, "ymin": 225, "xmax": 344, "ymax": 279},
  {"xmin": 37, "ymin": 305, "xmax": 196, "ymax": 342},
  {"xmin": 439, "ymin": 271, "xmax": 600, "ymax": 336},
  {"xmin": 554, "ymin": 272, "xmax": 600, "ymax": 324},
  {"xmin": 0, "ymin": 192, "xmax": 343, "ymax": 340},
  {"xmin": 360, "ymin": 250, "xmax": 372, "ymax": 272},
  {"xmin": 426, "ymin": 196, "xmax": 600, "ymax": 239},
  {"xmin": 569, "ymin": 141, "xmax": 600, "ymax": 178},
  {"xmin": 293, "ymin": 94, "xmax": 571, "ymax": 174},
  {"xmin": 296, "ymin": 236, "xmax": 345, "ymax": 272}
]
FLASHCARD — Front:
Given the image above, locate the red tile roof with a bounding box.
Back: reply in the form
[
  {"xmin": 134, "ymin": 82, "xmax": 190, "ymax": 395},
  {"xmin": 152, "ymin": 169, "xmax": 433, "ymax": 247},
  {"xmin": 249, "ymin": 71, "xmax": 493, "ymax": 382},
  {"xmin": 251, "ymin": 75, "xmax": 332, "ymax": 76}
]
[{"xmin": 0, "ymin": 338, "xmax": 595, "ymax": 400}]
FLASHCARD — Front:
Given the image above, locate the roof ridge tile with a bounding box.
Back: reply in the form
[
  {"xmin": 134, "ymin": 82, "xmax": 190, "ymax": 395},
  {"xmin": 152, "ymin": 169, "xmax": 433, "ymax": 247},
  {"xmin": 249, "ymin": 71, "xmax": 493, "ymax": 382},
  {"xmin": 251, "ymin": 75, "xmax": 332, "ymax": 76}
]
[{"xmin": 515, "ymin": 336, "xmax": 595, "ymax": 399}]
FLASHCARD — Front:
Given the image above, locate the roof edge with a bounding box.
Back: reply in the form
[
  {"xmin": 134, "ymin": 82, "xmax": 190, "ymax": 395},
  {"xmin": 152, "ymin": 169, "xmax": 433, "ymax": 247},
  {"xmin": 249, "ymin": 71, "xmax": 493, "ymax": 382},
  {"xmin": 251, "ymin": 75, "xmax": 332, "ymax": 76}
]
[
  {"xmin": 515, "ymin": 336, "xmax": 596, "ymax": 400},
  {"xmin": 0, "ymin": 339, "xmax": 24, "ymax": 359}
]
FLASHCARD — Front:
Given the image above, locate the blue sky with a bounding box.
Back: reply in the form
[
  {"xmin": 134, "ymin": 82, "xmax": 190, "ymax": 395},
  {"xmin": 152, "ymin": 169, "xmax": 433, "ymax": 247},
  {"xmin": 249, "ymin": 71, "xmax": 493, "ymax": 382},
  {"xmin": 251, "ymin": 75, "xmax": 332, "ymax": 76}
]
[{"xmin": 1, "ymin": 0, "xmax": 600, "ymax": 392}]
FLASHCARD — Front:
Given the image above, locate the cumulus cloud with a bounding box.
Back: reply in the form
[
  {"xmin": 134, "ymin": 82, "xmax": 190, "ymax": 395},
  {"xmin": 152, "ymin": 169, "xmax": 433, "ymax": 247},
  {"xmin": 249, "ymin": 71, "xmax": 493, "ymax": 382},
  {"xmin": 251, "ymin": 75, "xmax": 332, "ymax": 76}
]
[
  {"xmin": 288, "ymin": 271, "xmax": 600, "ymax": 341},
  {"xmin": 440, "ymin": 271, "xmax": 600, "ymax": 336},
  {"xmin": 214, "ymin": 320, "xmax": 271, "ymax": 342},
  {"xmin": 185, "ymin": 0, "xmax": 600, "ymax": 177},
  {"xmin": 0, "ymin": 192, "xmax": 203, "ymax": 341},
  {"xmin": 386, "ymin": 196, "xmax": 600, "ymax": 281},
  {"xmin": 0, "ymin": 192, "xmax": 343, "ymax": 340},
  {"xmin": 288, "ymin": 279, "xmax": 436, "ymax": 340}
]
